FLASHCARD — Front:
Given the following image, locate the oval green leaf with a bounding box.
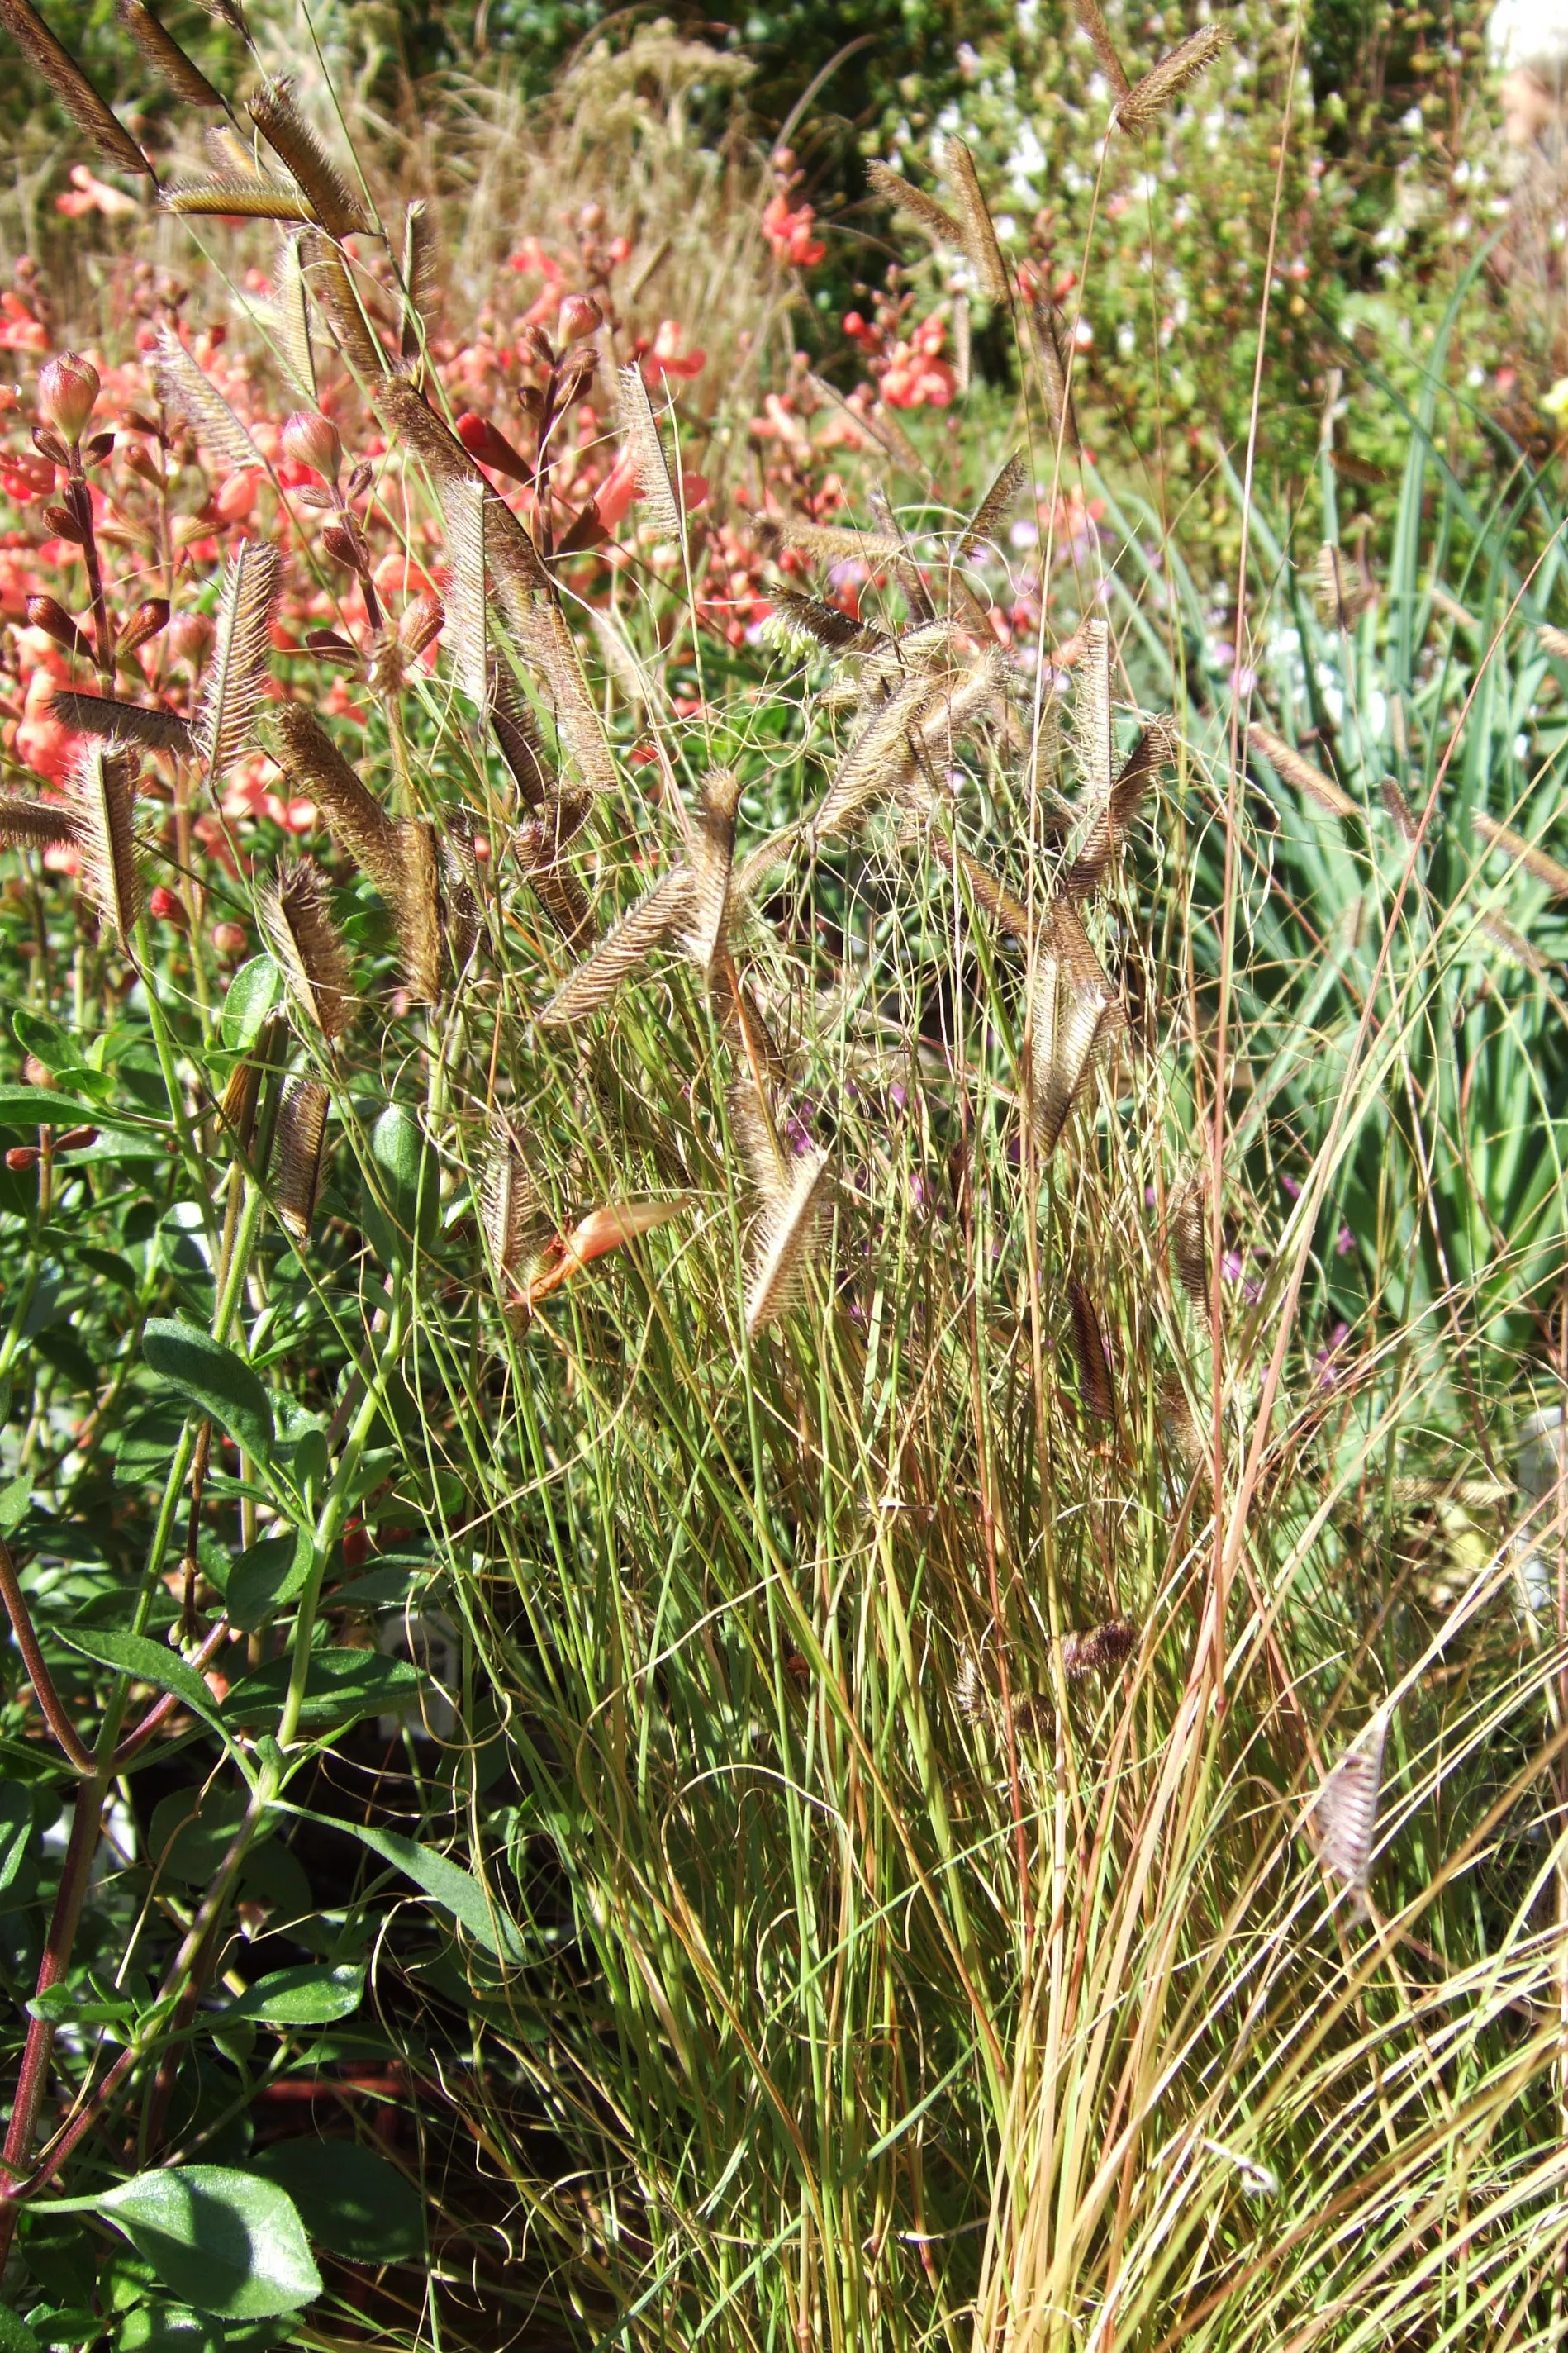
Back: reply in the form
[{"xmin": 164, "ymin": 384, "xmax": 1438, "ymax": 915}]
[
  {"xmin": 0, "ymin": 1784, "xmax": 31, "ymax": 1897},
  {"xmin": 346, "ymin": 1822, "xmax": 525, "ymax": 1963},
  {"xmin": 0, "ymin": 1084, "xmax": 115, "ymax": 1132},
  {"xmin": 248, "ymin": 2140, "xmax": 422, "ymax": 2263},
  {"xmin": 142, "ymin": 1322, "xmax": 274, "ymax": 1466},
  {"xmin": 222, "ymin": 1650, "xmax": 424, "ymax": 1735},
  {"xmin": 226, "ymin": 1528, "xmax": 314, "ymax": 1635},
  {"xmin": 228, "ymin": 1963, "xmax": 363, "ymax": 2027},
  {"xmin": 93, "ymin": 2167, "xmax": 321, "ymax": 2319},
  {"xmin": 116, "ymin": 2303, "xmax": 225, "ymax": 2353},
  {"xmin": 56, "ymin": 1629, "xmax": 223, "ymax": 1731}
]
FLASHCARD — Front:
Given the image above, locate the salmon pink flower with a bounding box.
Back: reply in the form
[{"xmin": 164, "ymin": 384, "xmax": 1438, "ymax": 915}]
[
  {"xmin": 644, "ymin": 321, "xmax": 706, "ymax": 381},
  {"xmin": 55, "ymin": 164, "xmax": 137, "ymax": 220},
  {"xmin": 763, "ymin": 193, "xmax": 825, "ymax": 268}
]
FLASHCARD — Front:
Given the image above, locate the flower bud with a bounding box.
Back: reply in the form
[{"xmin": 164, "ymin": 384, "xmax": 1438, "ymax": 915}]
[
  {"xmin": 577, "ymin": 202, "xmax": 605, "ymax": 234},
  {"xmin": 21, "ymin": 1057, "xmax": 54, "ymax": 1090},
  {"xmin": 281, "ymin": 410, "xmax": 342, "ymax": 479},
  {"xmin": 55, "ymin": 1124, "xmax": 97, "ymax": 1152},
  {"xmin": 37, "ymin": 352, "xmax": 100, "ymax": 444},
  {"xmin": 26, "ymin": 595, "xmax": 91, "ymax": 660},
  {"xmin": 5, "ymin": 1146, "xmax": 40, "ymax": 1173},
  {"xmin": 211, "ymin": 921, "xmax": 248, "ymax": 954},
  {"xmin": 167, "ymin": 611, "xmax": 213, "ymax": 668},
  {"xmin": 558, "ymin": 293, "xmax": 603, "ymax": 345},
  {"xmin": 117, "ymin": 598, "xmax": 169, "ymax": 658},
  {"xmin": 149, "ymin": 885, "xmax": 188, "ymax": 929}
]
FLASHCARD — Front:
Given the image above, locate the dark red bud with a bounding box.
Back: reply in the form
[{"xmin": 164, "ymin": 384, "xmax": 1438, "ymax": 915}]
[
  {"xmin": 26, "ymin": 596, "xmax": 92, "ymax": 659},
  {"xmin": 4, "ymin": 1146, "xmax": 40, "ymax": 1173},
  {"xmin": 55, "ymin": 1124, "xmax": 97, "ymax": 1151},
  {"xmin": 320, "ymin": 524, "xmax": 363, "ymax": 574},
  {"xmin": 455, "ymin": 412, "xmax": 533, "ymax": 485},
  {"xmin": 43, "ymin": 502, "xmax": 86, "ymax": 545},
  {"xmin": 37, "ymin": 351, "xmax": 100, "ymax": 443},
  {"xmin": 117, "ymin": 598, "xmax": 169, "ymax": 658},
  {"xmin": 31, "ymin": 425, "xmax": 68, "ymax": 468}
]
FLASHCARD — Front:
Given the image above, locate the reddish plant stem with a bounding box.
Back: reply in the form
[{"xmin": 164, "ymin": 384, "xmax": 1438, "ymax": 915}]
[
  {"xmin": 0, "ymin": 1537, "xmax": 93, "ymax": 1773},
  {"xmin": 0, "ymin": 1780, "xmax": 104, "ymax": 2261},
  {"xmin": 112, "ymin": 1616, "xmax": 230, "ymax": 1771},
  {"xmin": 64, "ymin": 471, "xmax": 115, "ymax": 692}
]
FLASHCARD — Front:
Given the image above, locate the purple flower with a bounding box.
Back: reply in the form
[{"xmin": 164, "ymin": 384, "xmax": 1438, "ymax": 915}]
[
  {"xmin": 1221, "ymin": 1248, "xmax": 1245, "ymax": 1285},
  {"xmin": 1335, "ymin": 1224, "xmax": 1354, "ymax": 1257},
  {"xmin": 1280, "ymin": 1172, "xmax": 1301, "ymax": 1200}
]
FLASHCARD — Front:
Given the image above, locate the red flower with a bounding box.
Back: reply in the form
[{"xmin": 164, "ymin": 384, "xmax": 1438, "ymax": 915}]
[{"xmin": 763, "ymin": 193, "xmax": 825, "ymax": 269}]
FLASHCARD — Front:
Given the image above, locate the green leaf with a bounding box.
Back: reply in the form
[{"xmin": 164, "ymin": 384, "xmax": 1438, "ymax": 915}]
[
  {"xmin": 223, "ymin": 1650, "xmax": 425, "ymax": 1734},
  {"xmin": 218, "ymin": 958, "xmax": 283, "ymax": 1057},
  {"xmin": 0, "ymin": 1085, "xmax": 113, "ymax": 1131},
  {"xmin": 147, "ymin": 1789, "xmax": 261, "ymax": 1887},
  {"xmin": 55, "ymin": 1629, "xmax": 222, "ymax": 1730},
  {"xmin": 0, "ymin": 2302, "xmax": 40, "ymax": 2353},
  {"xmin": 116, "ymin": 2304, "xmax": 225, "ymax": 2353},
  {"xmin": 23, "ymin": 2313, "xmax": 91, "ymax": 2349},
  {"xmin": 344, "ymin": 1822, "xmax": 525, "ymax": 1961},
  {"xmin": 248, "ymin": 2141, "xmax": 422, "ymax": 2263},
  {"xmin": 360, "ymin": 1105, "xmax": 438, "ymax": 1269},
  {"xmin": 142, "ymin": 1323, "xmax": 274, "ymax": 1466},
  {"xmin": 227, "ymin": 1964, "xmax": 363, "ymax": 2027},
  {"xmin": 27, "ymin": 1984, "xmax": 137, "ymax": 2027},
  {"xmin": 226, "ymin": 1528, "xmax": 313, "ymax": 1635},
  {"xmin": 93, "ymin": 2169, "xmax": 321, "ymax": 2319},
  {"xmin": 12, "ymin": 1006, "xmax": 74, "ymax": 1074},
  {"xmin": 0, "ymin": 1470, "xmax": 28, "ymax": 1532},
  {"xmin": 0, "ymin": 1783, "xmax": 31, "ymax": 1895}
]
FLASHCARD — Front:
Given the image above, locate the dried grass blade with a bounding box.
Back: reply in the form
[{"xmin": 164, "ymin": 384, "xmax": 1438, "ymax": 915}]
[
  {"xmin": 153, "ymin": 323, "xmax": 264, "ymax": 473},
  {"xmin": 0, "ymin": 0, "xmax": 153, "ymax": 173},
  {"xmin": 1472, "ymin": 810, "xmax": 1568, "ymax": 899},
  {"xmin": 53, "ymin": 691, "xmax": 193, "ymax": 756},
  {"xmin": 480, "ymin": 1117, "xmax": 549, "ymax": 1286},
  {"xmin": 375, "ymin": 379, "xmax": 548, "ymax": 593},
  {"xmin": 617, "ymin": 364, "xmax": 683, "ymax": 547},
  {"xmin": 1030, "ymin": 900, "xmax": 1112, "ymax": 1154},
  {"xmin": 766, "ymin": 587, "xmax": 881, "ymax": 656},
  {"xmin": 942, "ymin": 139, "xmax": 1010, "ymax": 306},
  {"xmin": 539, "ymin": 871, "xmax": 693, "ymax": 1026},
  {"xmin": 1247, "ymin": 721, "xmax": 1357, "ymax": 820},
  {"xmin": 267, "ymin": 703, "xmax": 399, "ymax": 894},
  {"xmin": 273, "ymin": 1077, "xmax": 328, "ymax": 1243},
  {"xmin": 390, "ymin": 818, "xmax": 442, "ymax": 1002},
  {"xmin": 499, "ymin": 592, "xmax": 619, "ymax": 799},
  {"xmin": 682, "ymin": 768, "xmax": 740, "ymax": 972},
  {"xmin": 1069, "ymin": 0, "xmax": 1129, "ymax": 93},
  {"xmin": 1062, "ymin": 715, "xmax": 1176, "ymax": 898},
  {"xmin": 273, "ymin": 231, "xmax": 316, "ymax": 400},
  {"xmin": 249, "ymin": 78, "xmax": 369, "ymax": 239},
  {"xmin": 443, "ymin": 472, "xmax": 489, "ymax": 719},
  {"xmin": 0, "ymin": 796, "xmax": 78, "ymax": 849},
  {"xmin": 1114, "ymin": 25, "xmax": 1229, "ymax": 133},
  {"xmin": 1167, "ymin": 1169, "xmax": 1208, "ymax": 1307},
  {"xmin": 516, "ymin": 816, "xmax": 593, "ymax": 947},
  {"xmin": 813, "ymin": 668, "xmax": 948, "ymax": 841},
  {"xmin": 865, "ymin": 158, "xmax": 963, "ymax": 246},
  {"xmin": 1060, "ymin": 1619, "xmax": 1138, "ymax": 1677},
  {"xmin": 491, "ymin": 660, "xmax": 551, "ymax": 809},
  {"xmin": 115, "ymin": 0, "xmax": 222, "ymax": 104},
  {"xmin": 259, "ymin": 858, "xmax": 354, "ymax": 1040},
  {"xmin": 401, "ymin": 199, "xmax": 438, "ymax": 359},
  {"xmin": 771, "ymin": 517, "xmax": 902, "ymax": 563},
  {"xmin": 194, "ymin": 541, "xmax": 278, "ymax": 782},
  {"xmin": 1315, "ymin": 543, "xmax": 1366, "ymax": 630},
  {"xmin": 70, "ymin": 743, "xmax": 141, "ymax": 944},
  {"xmin": 302, "ymin": 233, "xmax": 386, "ymax": 377},
  {"xmin": 746, "ymin": 1145, "xmax": 831, "ymax": 1333},
  {"xmin": 1024, "ymin": 294, "xmax": 1079, "ymax": 452},
  {"xmin": 959, "ymin": 449, "xmax": 1025, "ymax": 558},
  {"xmin": 1075, "ymin": 617, "xmax": 1111, "ymax": 803},
  {"xmin": 1313, "ymin": 1714, "xmax": 1387, "ymax": 1894},
  {"xmin": 1067, "ymin": 1276, "xmax": 1114, "ymax": 1424},
  {"xmin": 163, "ymin": 179, "xmax": 316, "ymax": 221}
]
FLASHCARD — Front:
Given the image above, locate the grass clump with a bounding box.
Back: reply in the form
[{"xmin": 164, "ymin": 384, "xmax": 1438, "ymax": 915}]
[{"xmin": 0, "ymin": 7, "xmax": 1565, "ymax": 2351}]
